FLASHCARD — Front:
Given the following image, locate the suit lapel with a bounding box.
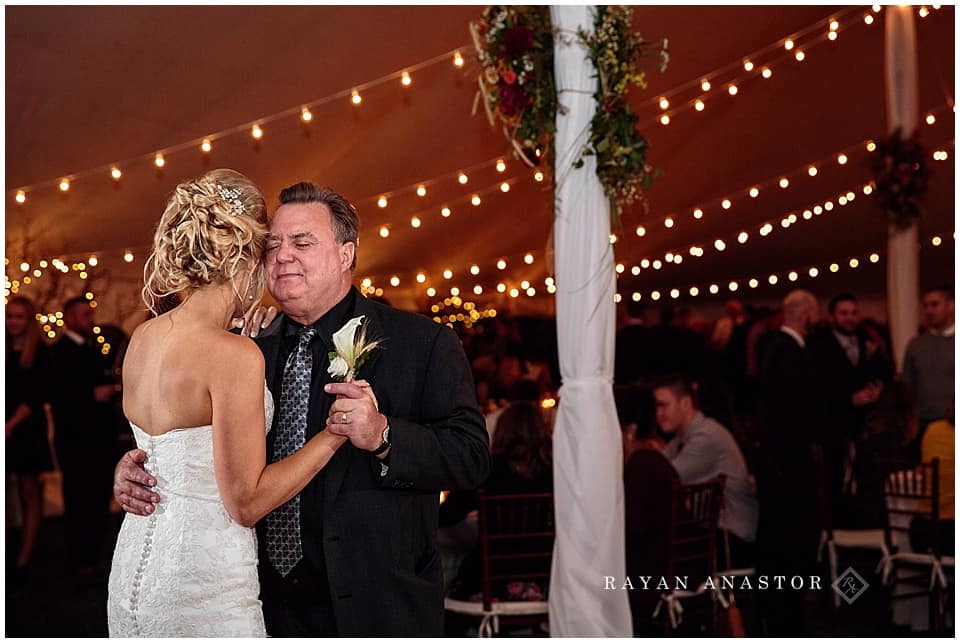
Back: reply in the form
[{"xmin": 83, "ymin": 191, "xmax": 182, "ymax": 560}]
[{"xmin": 351, "ymin": 297, "xmax": 386, "ymax": 381}]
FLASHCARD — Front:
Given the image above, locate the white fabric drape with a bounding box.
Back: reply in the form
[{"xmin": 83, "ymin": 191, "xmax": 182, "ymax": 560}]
[
  {"xmin": 548, "ymin": 5, "xmax": 632, "ymax": 636},
  {"xmin": 884, "ymin": 6, "xmax": 920, "ymax": 371}
]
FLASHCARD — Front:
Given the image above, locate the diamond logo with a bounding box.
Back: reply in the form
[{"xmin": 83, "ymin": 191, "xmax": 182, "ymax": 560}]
[{"xmin": 833, "ymin": 566, "xmax": 870, "ymax": 605}]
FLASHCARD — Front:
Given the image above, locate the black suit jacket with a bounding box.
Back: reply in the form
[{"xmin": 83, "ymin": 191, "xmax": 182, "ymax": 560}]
[
  {"xmin": 807, "ymin": 325, "xmax": 892, "ymax": 442},
  {"xmin": 756, "ymin": 329, "xmax": 821, "ymax": 477},
  {"xmin": 255, "ymin": 290, "xmax": 490, "ymax": 636},
  {"xmin": 49, "ymin": 335, "xmax": 115, "ymax": 453}
]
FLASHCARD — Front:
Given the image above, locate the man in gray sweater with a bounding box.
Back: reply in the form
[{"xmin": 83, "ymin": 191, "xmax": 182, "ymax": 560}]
[
  {"xmin": 654, "ymin": 374, "xmax": 758, "ymax": 569},
  {"xmin": 903, "ymin": 285, "xmax": 955, "ymax": 455}
]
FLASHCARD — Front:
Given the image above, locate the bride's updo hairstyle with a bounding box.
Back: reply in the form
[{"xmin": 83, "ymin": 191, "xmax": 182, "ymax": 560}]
[{"xmin": 142, "ymin": 169, "xmax": 268, "ymax": 315}]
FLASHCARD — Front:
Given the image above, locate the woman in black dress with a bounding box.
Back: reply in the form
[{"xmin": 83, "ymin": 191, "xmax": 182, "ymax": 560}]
[{"xmin": 6, "ymin": 295, "xmax": 54, "ymax": 574}]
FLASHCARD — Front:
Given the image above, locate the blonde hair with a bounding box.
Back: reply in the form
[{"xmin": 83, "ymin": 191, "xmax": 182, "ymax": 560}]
[
  {"xmin": 142, "ymin": 169, "xmax": 268, "ymax": 315},
  {"xmin": 6, "ymin": 296, "xmax": 40, "ymax": 368}
]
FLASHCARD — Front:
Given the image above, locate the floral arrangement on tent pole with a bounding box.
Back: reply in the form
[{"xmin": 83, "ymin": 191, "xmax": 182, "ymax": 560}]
[
  {"xmin": 471, "ymin": 6, "xmax": 667, "ymax": 227},
  {"xmin": 470, "ymin": 6, "xmax": 558, "ymax": 172},
  {"xmin": 576, "ymin": 6, "xmax": 669, "ymax": 226},
  {"xmin": 868, "ymin": 127, "xmax": 931, "ymax": 229}
]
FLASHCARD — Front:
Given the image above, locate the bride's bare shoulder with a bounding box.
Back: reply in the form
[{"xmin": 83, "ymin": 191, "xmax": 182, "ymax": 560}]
[
  {"xmin": 200, "ymin": 331, "xmax": 265, "ymax": 374},
  {"xmin": 127, "ymin": 319, "xmax": 263, "ymax": 372}
]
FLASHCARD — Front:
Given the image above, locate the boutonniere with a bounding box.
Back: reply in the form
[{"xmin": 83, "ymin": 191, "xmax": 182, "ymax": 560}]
[{"xmin": 327, "ymin": 315, "xmax": 382, "ymax": 382}]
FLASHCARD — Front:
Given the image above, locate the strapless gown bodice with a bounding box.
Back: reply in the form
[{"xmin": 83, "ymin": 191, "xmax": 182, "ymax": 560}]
[{"xmin": 107, "ymin": 384, "xmax": 274, "ymax": 637}]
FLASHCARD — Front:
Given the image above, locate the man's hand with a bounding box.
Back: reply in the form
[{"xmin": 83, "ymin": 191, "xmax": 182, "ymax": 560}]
[
  {"xmin": 852, "ymin": 381, "xmax": 883, "ymax": 407},
  {"xmin": 114, "ymin": 449, "xmax": 160, "ymax": 516},
  {"xmin": 325, "ymin": 381, "xmax": 388, "ymax": 452},
  {"xmin": 231, "ymin": 304, "xmax": 278, "ymax": 338}
]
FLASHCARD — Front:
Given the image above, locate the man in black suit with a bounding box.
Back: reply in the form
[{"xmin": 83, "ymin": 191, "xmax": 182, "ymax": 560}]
[
  {"xmin": 754, "ymin": 289, "xmax": 822, "ymax": 635},
  {"xmin": 807, "ymin": 293, "xmax": 891, "ymax": 525},
  {"xmin": 115, "ymin": 183, "xmax": 490, "ymax": 636},
  {"xmin": 50, "ymin": 297, "xmax": 118, "ymax": 572}
]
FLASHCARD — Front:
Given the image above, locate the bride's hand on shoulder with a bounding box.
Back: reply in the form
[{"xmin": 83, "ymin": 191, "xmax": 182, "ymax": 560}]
[{"xmin": 230, "ymin": 304, "xmax": 278, "ymax": 338}]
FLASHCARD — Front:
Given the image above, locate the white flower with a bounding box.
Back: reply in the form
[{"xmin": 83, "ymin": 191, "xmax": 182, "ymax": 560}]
[
  {"xmin": 327, "ymin": 315, "xmax": 382, "ymax": 383},
  {"xmin": 332, "ymin": 315, "xmax": 365, "ymax": 364},
  {"xmin": 327, "ymin": 355, "xmax": 349, "ymax": 379}
]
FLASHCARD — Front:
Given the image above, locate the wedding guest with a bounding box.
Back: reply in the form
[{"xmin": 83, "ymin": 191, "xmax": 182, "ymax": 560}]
[
  {"xmin": 912, "ymin": 406, "xmax": 954, "ymax": 555},
  {"xmin": 808, "ymin": 293, "xmax": 893, "ymax": 524},
  {"xmin": 622, "ymin": 397, "xmax": 678, "ymax": 632},
  {"xmin": 5, "ymin": 296, "xmax": 54, "ymax": 582},
  {"xmin": 653, "ymin": 374, "xmax": 758, "ymax": 567},
  {"xmin": 903, "ymin": 286, "xmax": 955, "ymax": 457},
  {"xmin": 50, "ymin": 296, "xmax": 117, "ymax": 573},
  {"xmin": 444, "ymin": 400, "xmax": 552, "ymax": 601},
  {"xmin": 710, "ymin": 298, "xmax": 746, "ymax": 351},
  {"xmin": 754, "ymin": 289, "xmax": 822, "ymax": 635}
]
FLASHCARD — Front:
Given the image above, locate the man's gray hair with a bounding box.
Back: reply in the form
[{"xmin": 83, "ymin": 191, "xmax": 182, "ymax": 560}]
[
  {"xmin": 783, "ymin": 289, "xmax": 818, "ymax": 324},
  {"xmin": 277, "ymin": 182, "xmax": 359, "ymax": 270}
]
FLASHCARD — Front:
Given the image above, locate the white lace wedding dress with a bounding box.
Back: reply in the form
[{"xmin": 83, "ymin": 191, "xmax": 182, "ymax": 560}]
[{"xmin": 107, "ymin": 385, "xmax": 274, "ymax": 637}]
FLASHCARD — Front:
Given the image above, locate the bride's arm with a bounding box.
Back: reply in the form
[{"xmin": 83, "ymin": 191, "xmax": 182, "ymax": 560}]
[{"xmin": 210, "ymin": 337, "xmax": 346, "ymax": 528}]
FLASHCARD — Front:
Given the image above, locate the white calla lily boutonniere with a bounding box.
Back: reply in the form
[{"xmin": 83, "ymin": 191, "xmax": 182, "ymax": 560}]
[{"xmin": 327, "ymin": 315, "xmax": 381, "ymax": 382}]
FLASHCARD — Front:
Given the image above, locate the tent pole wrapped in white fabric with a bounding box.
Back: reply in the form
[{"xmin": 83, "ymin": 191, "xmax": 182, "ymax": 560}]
[{"xmin": 548, "ymin": 5, "xmax": 632, "ymax": 637}]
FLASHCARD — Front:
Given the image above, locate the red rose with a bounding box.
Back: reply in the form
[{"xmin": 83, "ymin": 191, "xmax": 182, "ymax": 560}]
[
  {"xmin": 503, "ymin": 25, "xmax": 535, "ymax": 55},
  {"xmin": 498, "ymin": 81, "xmax": 531, "ymax": 116},
  {"xmin": 502, "ymin": 69, "xmax": 517, "ymax": 85}
]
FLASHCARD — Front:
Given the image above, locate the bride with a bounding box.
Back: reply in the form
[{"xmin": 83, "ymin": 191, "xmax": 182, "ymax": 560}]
[{"xmin": 107, "ymin": 169, "xmax": 346, "ymax": 636}]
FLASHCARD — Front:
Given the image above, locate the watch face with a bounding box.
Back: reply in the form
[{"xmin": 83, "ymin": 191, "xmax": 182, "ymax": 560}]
[{"xmin": 383, "ymin": 426, "xmax": 391, "ymax": 444}]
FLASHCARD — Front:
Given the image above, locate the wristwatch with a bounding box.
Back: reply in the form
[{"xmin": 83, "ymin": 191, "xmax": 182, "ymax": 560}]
[{"xmin": 370, "ymin": 422, "xmax": 391, "ymax": 456}]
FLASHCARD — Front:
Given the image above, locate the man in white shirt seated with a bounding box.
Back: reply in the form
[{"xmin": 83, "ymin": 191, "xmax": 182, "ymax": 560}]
[{"xmin": 654, "ymin": 374, "xmax": 758, "ymax": 569}]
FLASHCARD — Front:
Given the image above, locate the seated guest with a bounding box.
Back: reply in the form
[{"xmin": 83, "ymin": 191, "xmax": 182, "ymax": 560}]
[
  {"xmin": 654, "ymin": 374, "xmax": 759, "ymax": 568},
  {"xmin": 616, "ymin": 383, "xmax": 659, "ymax": 462},
  {"xmin": 623, "ymin": 402, "xmax": 679, "ymax": 630},
  {"xmin": 442, "ymin": 400, "xmax": 553, "ymax": 599},
  {"xmin": 484, "ymin": 379, "xmax": 542, "ymax": 445},
  {"xmin": 911, "ymin": 407, "xmax": 954, "ymax": 555},
  {"xmin": 486, "ymin": 399, "xmax": 553, "ymax": 492}
]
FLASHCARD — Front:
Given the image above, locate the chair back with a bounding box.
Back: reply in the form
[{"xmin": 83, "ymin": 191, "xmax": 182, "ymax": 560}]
[
  {"xmin": 878, "ymin": 458, "xmax": 940, "ymax": 553},
  {"xmin": 478, "ymin": 491, "xmax": 555, "ymax": 611},
  {"xmin": 667, "ymin": 475, "xmax": 725, "ymax": 581}
]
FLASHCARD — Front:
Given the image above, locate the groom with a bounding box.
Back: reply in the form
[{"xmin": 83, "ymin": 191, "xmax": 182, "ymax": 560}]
[{"xmin": 114, "ymin": 182, "xmax": 491, "ymax": 636}]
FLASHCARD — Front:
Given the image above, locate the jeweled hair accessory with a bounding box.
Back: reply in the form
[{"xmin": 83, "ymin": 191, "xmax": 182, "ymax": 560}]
[{"xmin": 217, "ymin": 185, "xmax": 246, "ymax": 215}]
